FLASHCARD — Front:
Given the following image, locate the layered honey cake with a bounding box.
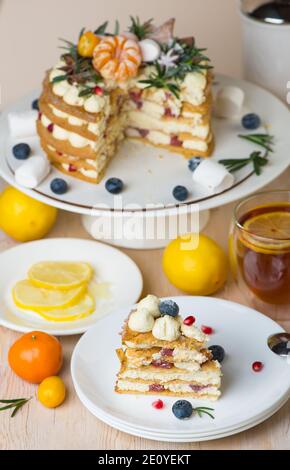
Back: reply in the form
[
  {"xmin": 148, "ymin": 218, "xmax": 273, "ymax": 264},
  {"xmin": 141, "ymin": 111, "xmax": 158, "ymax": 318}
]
[
  {"xmin": 37, "ymin": 18, "xmax": 213, "ymax": 183},
  {"xmin": 115, "ymin": 296, "xmax": 222, "ymax": 400}
]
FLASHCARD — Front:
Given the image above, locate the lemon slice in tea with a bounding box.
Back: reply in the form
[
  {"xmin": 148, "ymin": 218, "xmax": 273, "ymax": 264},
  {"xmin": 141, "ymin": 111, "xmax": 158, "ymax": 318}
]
[
  {"xmin": 13, "ymin": 280, "xmax": 86, "ymax": 311},
  {"xmin": 28, "ymin": 261, "xmax": 93, "ymax": 290},
  {"xmin": 34, "ymin": 293, "xmax": 95, "ymax": 322},
  {"xmin": 242, "ymin": 211, "xmax": 290, "ymax": 253}
]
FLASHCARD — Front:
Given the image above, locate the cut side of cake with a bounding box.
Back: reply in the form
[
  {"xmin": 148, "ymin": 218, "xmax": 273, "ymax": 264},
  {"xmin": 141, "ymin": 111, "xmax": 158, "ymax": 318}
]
[
  {"xmin": 115, "ymin": 296, "xmax": 222, "ymax": 400},
  {"xmin": 37, "ymin": 18, "xmax": 214, "ymax": 184}
]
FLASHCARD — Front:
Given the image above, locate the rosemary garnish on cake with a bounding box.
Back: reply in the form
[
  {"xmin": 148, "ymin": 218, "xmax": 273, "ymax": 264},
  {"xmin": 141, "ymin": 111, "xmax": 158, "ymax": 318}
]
[{"xmin": 128, "ymin": 16, "xmax": 154, "ymax": 40}]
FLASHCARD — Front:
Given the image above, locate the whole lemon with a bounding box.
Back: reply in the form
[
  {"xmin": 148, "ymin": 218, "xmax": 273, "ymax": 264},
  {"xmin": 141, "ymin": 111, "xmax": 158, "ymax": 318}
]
[
  {"xmin": 163, "ymin": 234, "xmax": 228, "ymax": 295},
  {"xmin": 0, "ymin": 187, "xmax": 57, "ymax": 242},
  {"xmin": 38, "ymin": 376, "xmax": 66, "ymax": 409}
]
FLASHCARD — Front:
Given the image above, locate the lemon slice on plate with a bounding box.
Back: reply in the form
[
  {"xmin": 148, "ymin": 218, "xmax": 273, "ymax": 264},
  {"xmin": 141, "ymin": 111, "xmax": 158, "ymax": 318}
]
[
  {"xmin": 13, "ymin": 280, "xmax": 86, "ymax": 310},
  {"xmin": 28, "ymin": 261, "xmax": 93, "ymax": 290},
  {"xmin": 241, "ymin": 211, "xmax": 290, "ymax": 254},
  {"xmin": 34, "ymin": 293, "xmax": 95, "ymax": 322}
]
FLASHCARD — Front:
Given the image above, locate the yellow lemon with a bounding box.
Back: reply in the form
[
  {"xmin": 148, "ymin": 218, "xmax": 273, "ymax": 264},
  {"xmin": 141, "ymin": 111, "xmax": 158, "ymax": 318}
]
[
  {"xmin": 163, "ymin": 234, "xmax": 228, "ymax": 295},
  {"xmin": 38, "ymin": 376, "xmax": 66, "ymax": 408},
  {"xmin": 28, "ymin": 261, "xmax": 93, "ymax": 290},
  {"xmin": 13, "ymin": 280, "xmax": 86, "ymax": 311},
  {"xmin": 0, "ymin": 187, "xmax": 57, "ymax": 242},
  {"xmin": 35, "ymin": 293, "xmax": 95, "ymax": 322}
]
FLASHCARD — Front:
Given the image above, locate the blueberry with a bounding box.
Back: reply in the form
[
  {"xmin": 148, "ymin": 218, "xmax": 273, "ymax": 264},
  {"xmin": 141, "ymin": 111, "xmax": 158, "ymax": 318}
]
[
  {"xmin": 209, "ymin": 345, "xmax": 225, "ymax": 363},
  {"xmin": 173, "ymin": 185, "xmax": 188, "ymax": 202},
  {"xmin": 188, "ymin": 157, "xmax": 201, "ymax": 172},
  {"xmin": 12, "ymin": 143, "xmax": 31, "ymax": 160},
  {"xmin": 105, "ymin": 178, "xmax": 124, "ymax": 194},
  {"xmin": 32, "ymin": 99, "xmax": 39, "ymax": 111},
  {"xmin": 272, "ymin": 342, "xmax": 290, "ymax": 356},
  {"xmin": 159, "ymin": 300, "xmax": 179, "ymax": 317},
  {"xmin": 50, "ymin": 178, "xmax": 68, "ymax": 195},
  {"xmin": 242, "ymin": 113, "xmax": 261, "ymax": 130},
  {"xmin": 172, "ymin": 400, "xmax": 193, "ymax": 420}
]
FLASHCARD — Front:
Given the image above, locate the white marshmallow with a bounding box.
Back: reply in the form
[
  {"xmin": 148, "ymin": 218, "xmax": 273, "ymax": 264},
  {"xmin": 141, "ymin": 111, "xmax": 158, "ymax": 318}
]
[
  {"xmin": 15, "ymin": 156, "xmax": 51, "ymax": 189},
  {"xmin": 192, "ymin": 159, "xmax": 234, "ymax": 195},
  {"xmin": 8, "ymin": 111, "xmax": 38, "ymax": 138},
  {"xmin": 214, "ymin": 86, "xmax": 245, "ymax": 119},
  {"xmin": 139, "ymin": 39, "xmax": 161, "ymax": 63}
]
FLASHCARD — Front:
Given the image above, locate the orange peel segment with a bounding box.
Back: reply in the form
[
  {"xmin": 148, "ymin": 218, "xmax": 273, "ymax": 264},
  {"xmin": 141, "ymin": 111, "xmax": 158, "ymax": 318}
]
[{"xmin": 93, "ymin": 35, "xmax": 141, "ymax": 82}]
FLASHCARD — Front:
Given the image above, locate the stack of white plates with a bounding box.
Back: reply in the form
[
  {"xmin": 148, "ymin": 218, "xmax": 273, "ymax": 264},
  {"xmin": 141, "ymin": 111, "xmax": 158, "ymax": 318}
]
[{"xmin": 71, "ymin": 297, "xmax": 290, "ymax": 442}]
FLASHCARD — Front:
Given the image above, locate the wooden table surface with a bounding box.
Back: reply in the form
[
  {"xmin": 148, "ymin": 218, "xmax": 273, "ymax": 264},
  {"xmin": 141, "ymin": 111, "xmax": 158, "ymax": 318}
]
[{"xmin": 0, "ymin": 171, "xmax": 289, "ymax": 451}]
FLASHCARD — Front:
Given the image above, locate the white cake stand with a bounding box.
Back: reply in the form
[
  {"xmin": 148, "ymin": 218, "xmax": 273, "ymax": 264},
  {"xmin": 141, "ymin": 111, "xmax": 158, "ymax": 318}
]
[{"xmin": 0, "ymin": 75, "xmax": 290, "ymax": 248}]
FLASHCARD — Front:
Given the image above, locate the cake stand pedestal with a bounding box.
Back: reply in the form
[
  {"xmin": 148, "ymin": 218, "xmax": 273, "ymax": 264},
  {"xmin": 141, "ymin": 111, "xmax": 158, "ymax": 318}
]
[{"xmin": 81, "ymin": 208, "xmax": 210, "ymax": 249}]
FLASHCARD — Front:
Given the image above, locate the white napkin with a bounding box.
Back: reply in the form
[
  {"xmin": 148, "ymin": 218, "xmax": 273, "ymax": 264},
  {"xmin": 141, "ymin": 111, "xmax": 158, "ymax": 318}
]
[
  {"xmin": 8, "ymin": 111, "xmax": 38, "ymax": 138},
  {"xmin": 192, "ymin": 159, "xmax": 235, "ymax": 194},
  {"xmin": 214, "ymin": 86, "xmax": 245, "ymax": 119},
  {"xmin": 15, "ymin": 156, "xmax": 51, "ymax": 189}
]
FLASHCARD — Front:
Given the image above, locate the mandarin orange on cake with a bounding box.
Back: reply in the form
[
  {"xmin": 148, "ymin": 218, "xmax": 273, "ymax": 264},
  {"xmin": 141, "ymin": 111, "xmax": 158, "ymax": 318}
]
[{"xmin": 93, "ymin": 35, "xmax": 142, "ymax": 82}]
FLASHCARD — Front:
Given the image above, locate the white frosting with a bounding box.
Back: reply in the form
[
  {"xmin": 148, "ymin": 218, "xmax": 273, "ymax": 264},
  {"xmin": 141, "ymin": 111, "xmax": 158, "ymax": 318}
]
[
  {"xmin": 84, "ymin": 95, "xmax": 107, "ymax": 113},
  {"xmin": 49, "ymin": 105, "xmax": 102, "ymax": 136},
  {"xmin": 128, "ymin": 309, "xmax": 155, "ymax": 333},
  {"xmin": 41, "ymin": 114, "xmax": 97, "ymax": 150},
  {"xmin": 182, "ymin": 139, "xmax": 208, "ymax": 152},
  {"xmin": 117, "ymin": 380, "xmax": 220, "ymax": 397},
  {"xmin": 79, "ymin": 168, "xmax": 98, "ymax": 179},
  {"xmin": 180, "ymin": 71, "xmax": 207, "ymax": 106},
  {"xmin": 136, "ymin": 295, "xmax": 160, "ymax": 318},
  {"xmin": 180, "ymin": 323, "xmax": 207, "ymax": 342},
  {"xmin": 147, "ymin": 130, "xmax": 171, "ymax": 145},
  {"xmin": 152, "ymin": 315, "xmax": 180, "ymax": 341}
]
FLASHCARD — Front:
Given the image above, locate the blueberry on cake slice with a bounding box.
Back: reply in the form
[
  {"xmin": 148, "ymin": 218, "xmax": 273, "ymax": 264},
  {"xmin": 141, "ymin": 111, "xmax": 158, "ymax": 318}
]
[
  {"xmin": 115, "ymin": 296, "xmax": 222, "ymax": 400},
  {"xmin": 37, "ymin": 18, "xmax": 213, "ymax": 184}
]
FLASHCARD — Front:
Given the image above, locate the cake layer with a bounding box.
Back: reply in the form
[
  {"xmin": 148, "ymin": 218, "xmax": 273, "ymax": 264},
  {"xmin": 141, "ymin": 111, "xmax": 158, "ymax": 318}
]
[
  {"xmin": 121, "ymin": 347, "xmax": 211, "ymax": 369},
  {"xmin": 118, "ymin": 360, "xmax": 221, "ymax": 386},
  {"xmin": 115, "ymin": 379, "xmax": 221, "ymax": 400}
]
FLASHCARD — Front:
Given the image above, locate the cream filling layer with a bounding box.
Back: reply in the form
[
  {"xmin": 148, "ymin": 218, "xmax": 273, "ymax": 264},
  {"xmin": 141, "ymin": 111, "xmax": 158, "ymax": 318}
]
[
  {"xmin": 126, "ymin": 127, "xmax": 209, "ymax": 151},
  {"xmin": 62, "ymin": 163, "xmax": 98, "ymax": 179},
  {"xmin": 119, "ymin": 368, "xmax": 221, "ymax": 385},
  {"xmin": 41, "ymin": 114, "xmax": 99, "ymax": 150},
  {"xmin": 128, "ymin": 111, "xmax": 210, "ymax": 139},
  {"xmin": 117, "ymin": 380, "xmax": 220, "ymax": 396},
  {"xmin": 49, "ymin": 105, "xmax": 103, "ymax": 136}
]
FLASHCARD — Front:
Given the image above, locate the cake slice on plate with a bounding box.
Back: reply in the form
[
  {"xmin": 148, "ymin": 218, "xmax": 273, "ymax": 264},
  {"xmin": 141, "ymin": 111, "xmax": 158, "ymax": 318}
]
[{"xmin": 115, "ymin": 295, "xmax": 222, "ymax": 400}]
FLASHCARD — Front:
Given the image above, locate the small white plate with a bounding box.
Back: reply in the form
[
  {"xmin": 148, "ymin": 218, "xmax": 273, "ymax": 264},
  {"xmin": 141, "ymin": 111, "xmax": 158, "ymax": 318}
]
[
  {"xmin": 0, "ymin": 75, "xmax": 290, "ymax": 216},
  {"xmin": 71, "ymin": 296, "xmax": 290, "ymax": 440},
  {"xmin": 0, "ymin": 238, "xmax": 143, "ymax": 336}
]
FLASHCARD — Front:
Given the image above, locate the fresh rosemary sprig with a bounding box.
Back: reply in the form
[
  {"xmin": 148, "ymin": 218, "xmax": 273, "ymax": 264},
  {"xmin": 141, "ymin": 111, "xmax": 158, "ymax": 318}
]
[
  {"xmin": 238, "ymin": 133, "xmax": 274, "ymax": 152},
  {"xmin": 219, "ymin": 133, "xmax": 274, "ymax": 176},
  {"xmin": 128, "ymin": 16, "xmax": 153, "ymax": 40},
  {"xmin": 219, "ymin": 151, "xmax": 269, "ymax": 176},
  {"xmin": 194, "ymin": 407, "xmax": 215, "ymax": 419},
  {"xmin": 0, "ymin": 397, "xmax": 32, "ymax": 418},
  {"xmin": 139, "ymin": 62, "xmax": 180, "ymax": 98}
]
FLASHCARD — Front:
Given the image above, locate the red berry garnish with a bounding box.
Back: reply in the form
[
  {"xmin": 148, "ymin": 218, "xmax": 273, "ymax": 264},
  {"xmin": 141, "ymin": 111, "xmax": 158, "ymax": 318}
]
[
  {"xmin": 252, "ymin": 361, "xmax": 263, "ymax": 372},
  {"xmin": 68, "ymin": 164, "xmax": 77, "ymax": 172},
  {"xmin": 94, "ymin": 86, "xmax": 104, "ymax": 96},
  {"xmin": 183, "ymin": 316, "xmax": 196, "ymax": 326},
  {"xmin": 201, "ymin": 325, "xmax": 213, "ymax": 334},
  {"xmin": 38, "ymin": 112, "xmax": 42, "ymax": 120},
  {"xmin": 170, "ymin": 136, "xmax": 182, "ymax": 147},
  {"xmin": 152, "ymin": 399, "xmax": 164, "ymax": 410},
  {"xmin": 47, "ymin": 123, "xmax": 54, "ymax": 133}
]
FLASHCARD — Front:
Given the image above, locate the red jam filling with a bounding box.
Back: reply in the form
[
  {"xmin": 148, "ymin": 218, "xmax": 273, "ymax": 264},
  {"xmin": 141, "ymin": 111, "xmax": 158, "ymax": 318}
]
[
  {"xmin": 170, "ymin": 136, "xmax": 183, "ymax": 147},
  {"xmin": 152, "ymin": 360, "xmax": 173, "ymax": 369},
  {"xmin": 149, "ymin": 384, "xmax": 165, "ymax": 392}
]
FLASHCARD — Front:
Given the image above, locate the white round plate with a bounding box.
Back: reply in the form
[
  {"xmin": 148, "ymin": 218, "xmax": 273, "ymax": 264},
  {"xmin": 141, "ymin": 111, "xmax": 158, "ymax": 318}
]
[
  {"xmin": 0, "ymin": 75, "xmax": 290, "ymax": 216},
  {"xmin": 0, "ymin": 238, "xmax": 142, "ymax": 336},
  {"xmin": 71, "ymin": 296, "xmax": 290, "ymax": 440}
]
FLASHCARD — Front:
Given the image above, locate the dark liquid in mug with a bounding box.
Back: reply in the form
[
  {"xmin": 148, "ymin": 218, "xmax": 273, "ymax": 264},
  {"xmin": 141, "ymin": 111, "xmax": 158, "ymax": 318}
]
[
  {"xmin": 238, "ymin": 204, "xmax": 290, "ymax": 304},
  {"xmin": 250, "ymin": 1, "xmax": 290, "ymax": 22}
]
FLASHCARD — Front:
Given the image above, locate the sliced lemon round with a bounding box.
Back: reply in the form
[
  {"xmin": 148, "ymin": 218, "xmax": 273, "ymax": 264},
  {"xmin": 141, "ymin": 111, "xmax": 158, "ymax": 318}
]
[
  {"xmin": 28, "ymin": 262, "xmax": 93, "ymax": 290},
  {"xmin": 13, "ymin": 280, "xmax": 86, "ymax": 311},
  {"xmin": 34, "ymin": 293, "xmax": 95, "ymax": 322},
  {"xmin": 242, "ymin": 211, "xmax": 290, "ymax": 254}
]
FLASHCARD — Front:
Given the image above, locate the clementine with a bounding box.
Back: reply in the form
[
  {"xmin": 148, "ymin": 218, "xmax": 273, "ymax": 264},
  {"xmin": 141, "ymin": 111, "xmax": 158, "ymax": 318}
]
[{"xmin": 8, "ymin": 331, "xmax": 63, "ymax": 384}]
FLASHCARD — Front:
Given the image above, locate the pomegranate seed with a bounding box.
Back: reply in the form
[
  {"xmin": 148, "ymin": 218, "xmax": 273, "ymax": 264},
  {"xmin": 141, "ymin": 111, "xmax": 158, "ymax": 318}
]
[
  {"xmin": 252, "ymin": 361, "xmax": 263, "ymax": 372},
  {"xmin": 183, "ymin": 316, "xmax": 196, "ymax": 326},
  {"xmin": 170, "ymin": 136, "xmax": 182, "ymax": 147},
  {"xmin": 38, "ymin": 112, "xmax": 42, "ymax": 120},
  {"xmin": 56, "ymin": 151, "xmax": 63, "ymax": 156},
  {"xmin": 149, "ymin": 384, "xmax": 165, "ymax": 392},
  {"xmin": 94, "ymin": 86, "xmax": 104, "ymax": 96},
  {"xmin": 152, "ymin": 360, "xmax": 173, "ymax": 369},
  {"xmin": 160, "ymin": 348, "xmax": 174, "ymax": 357},
  {"xmin": 201, "ymin": 325, "xmax": 213, "ymax": 334},
  {"xmin": 138, "ymin": 128, "xmax": 149, "ymax": 138},
  {"xmin": 190, "ymin": 384, "xmax": 207, "ymax": 392},
  {"xmin": 164, "ymin": 107, "xmax": 174, "ymax": 117},
  {"xmin": 68, "ymin": 164, "xmax": 77, "ymax": 172},
  {"xmin": 47, "ymin": 123, "xmax": 54, "ymax": 133},
  {"xmin": 152, "ymin": 399, "xmax": 164, "ymax": 410}
]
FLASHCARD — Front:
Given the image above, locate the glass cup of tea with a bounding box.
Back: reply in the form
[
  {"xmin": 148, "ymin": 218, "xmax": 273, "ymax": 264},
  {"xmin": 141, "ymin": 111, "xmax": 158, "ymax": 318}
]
[{"xmin": 230, "ymin": 190, "xmax": 290, "ymax": 311}]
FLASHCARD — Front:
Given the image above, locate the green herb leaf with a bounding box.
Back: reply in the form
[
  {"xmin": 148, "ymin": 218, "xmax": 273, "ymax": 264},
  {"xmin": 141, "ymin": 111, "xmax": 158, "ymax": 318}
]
[
  {"xmin": 0, "ymin": 397, "xmax": 32, "ymax": 418},
  {"xmin": 194, "ymin": 407, "xmax": 215, "ymax": 420},
  {"xmin": 94, "ymin": 21, "xmax": 108, "ymax": 35},
  {"xmin": 128, "ymin": 17, "xmax": 153, "ymax": 40}
]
